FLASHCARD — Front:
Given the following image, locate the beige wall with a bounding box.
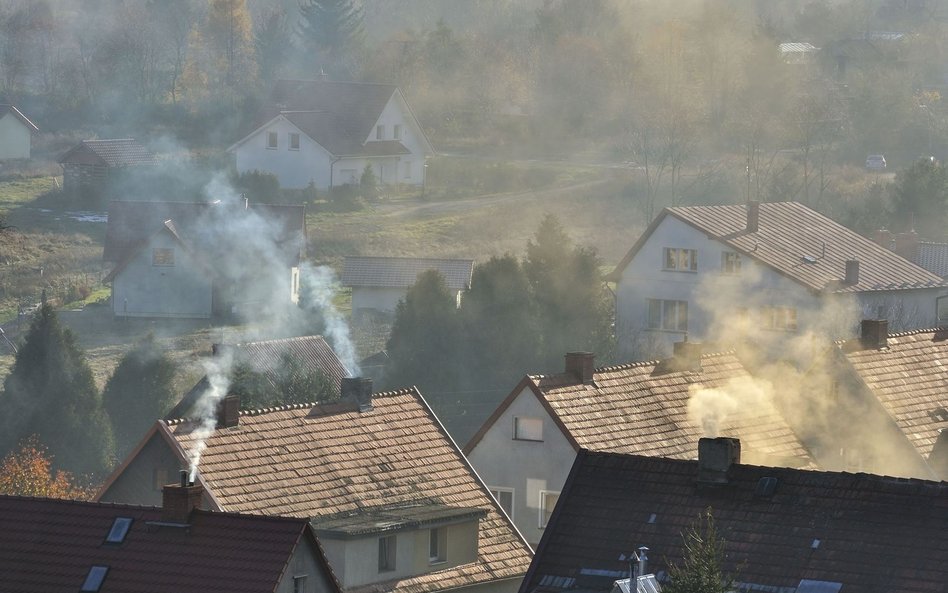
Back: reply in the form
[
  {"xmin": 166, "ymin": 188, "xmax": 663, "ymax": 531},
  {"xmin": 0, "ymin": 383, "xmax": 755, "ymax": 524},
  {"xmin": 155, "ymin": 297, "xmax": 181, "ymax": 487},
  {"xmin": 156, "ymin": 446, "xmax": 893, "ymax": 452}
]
[{"xmin": 96, "ymin": 431, "xmax": 189, "ymax": 507}]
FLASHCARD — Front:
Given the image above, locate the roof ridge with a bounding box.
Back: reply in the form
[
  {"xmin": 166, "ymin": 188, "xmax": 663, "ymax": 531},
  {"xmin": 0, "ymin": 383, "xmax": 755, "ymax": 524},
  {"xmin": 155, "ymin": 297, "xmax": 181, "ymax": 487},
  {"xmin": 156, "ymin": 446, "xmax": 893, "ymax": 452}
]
[
  {"xmin": 0, "ymin": 493, "xmax": 160, "ymax": 511},
  {"xmin": 233, "ymin": 335, "xmax": 327, "ymax": 347},
  {"xmin": 531, "ymin": 349, "xmax": 738, "ymax": 379},
  {"xmin": 837, "ymin": 326, "xmax": 946, "ymax": 346}
]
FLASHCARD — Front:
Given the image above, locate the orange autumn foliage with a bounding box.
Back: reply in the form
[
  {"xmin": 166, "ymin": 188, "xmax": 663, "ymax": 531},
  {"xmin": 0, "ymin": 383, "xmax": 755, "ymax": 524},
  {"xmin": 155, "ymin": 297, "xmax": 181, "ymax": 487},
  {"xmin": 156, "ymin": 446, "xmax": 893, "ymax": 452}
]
[{"xmin": 0, "ymin": 436, "xmax": 93, "ymax": 499}]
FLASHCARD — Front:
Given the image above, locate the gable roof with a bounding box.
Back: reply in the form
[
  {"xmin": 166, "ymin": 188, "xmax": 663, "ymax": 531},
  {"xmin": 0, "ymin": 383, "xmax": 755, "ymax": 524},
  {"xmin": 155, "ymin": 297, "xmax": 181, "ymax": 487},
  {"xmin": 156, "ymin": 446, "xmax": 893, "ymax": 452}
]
[
  {"xmin": 917, "ymin": 241, "xmax": 948, "ymax": 277},
  {"xmin": 465, "ymin": 352, "xmax": 815, "ymax": 469},
  {"xmin": 837, "ymin": 328, "xmax": 948, "ymax": 461},
  {"xmin": 0, "ymin": 495, "xmax": 336, "ymax": 593},
  {"xmin": 0, "ymin": 104, "xmax": 38, "ymax": 131},
  {"xmin": 107, "ymin": 387, "xmax": 533, "ymax": 593},
  {"xmin": 59, "ymin": 138, "xmax": 157, "ymax": 167},
  {"xmin": 522, "ymin": 449, "xmax": 948, "ymax": 593},
  {"xmin": 342, "ymin": 256, "xmax": 475, "ymax": 291},
  {"xmin": 609, "ymin": 202, "xmax": 947, "ymax": 293},
  {"xmin": 103, "ymin": 200, "xmax": 305, "ymax": 264}
]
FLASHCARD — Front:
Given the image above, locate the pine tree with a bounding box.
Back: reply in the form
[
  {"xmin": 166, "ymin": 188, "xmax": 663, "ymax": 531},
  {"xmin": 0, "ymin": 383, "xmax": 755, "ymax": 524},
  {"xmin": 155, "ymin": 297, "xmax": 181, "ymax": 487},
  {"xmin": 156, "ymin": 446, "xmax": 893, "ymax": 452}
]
[
  {"xmin": 0, "ymin": 305, "xmax": 114, "ymax": 477},
  {"xmin": 663, "ymin": 509, "xmax": 736, "ymax": 593},
  {"xmin": 297, "ymin": 0, "xmax": 363, "ymax": 75}
]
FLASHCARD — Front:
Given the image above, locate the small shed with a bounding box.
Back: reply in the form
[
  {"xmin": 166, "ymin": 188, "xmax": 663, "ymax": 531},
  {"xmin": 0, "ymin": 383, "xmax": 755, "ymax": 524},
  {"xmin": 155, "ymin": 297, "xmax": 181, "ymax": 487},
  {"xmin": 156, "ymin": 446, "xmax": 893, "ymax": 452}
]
[
  {"xmin": 58, "ymin": 138, "xmax": 157, "ymax": 197},
  {"xmin": 0, "ymin": 104, "xmax": 37, "ymax": 160}
]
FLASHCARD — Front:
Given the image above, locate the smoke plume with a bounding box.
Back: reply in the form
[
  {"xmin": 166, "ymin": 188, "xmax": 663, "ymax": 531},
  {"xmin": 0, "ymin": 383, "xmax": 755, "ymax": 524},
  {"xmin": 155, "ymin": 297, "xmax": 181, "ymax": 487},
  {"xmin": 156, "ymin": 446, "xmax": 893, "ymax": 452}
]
[
  {"xmin": 300, "ymin": 264, "xmax": 361, "ymax": 377},
  {"xmin": 187, "ymin": 349, "xmax": 233, "ymax": 482}
]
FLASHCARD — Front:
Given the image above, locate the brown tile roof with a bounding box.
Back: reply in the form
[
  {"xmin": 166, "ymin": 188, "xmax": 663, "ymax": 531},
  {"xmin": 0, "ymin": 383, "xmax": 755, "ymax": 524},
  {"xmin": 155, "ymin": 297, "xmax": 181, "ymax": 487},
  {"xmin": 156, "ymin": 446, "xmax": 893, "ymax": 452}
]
[
  {"xmin": 0, "ymin": 495, "xmax": 336, "ymax": 593},
  {"xmin": 59, "ymin": 138, "xmax": 157, "ymax": 167},
  {"xmin": 146, "ymin": 388, "xmax": 531, "ymax": 593},
  {"xmin": 839, "ymin": 328, "xmax": 948, "ymax": 460},
  {"xmin": 466, "ymin": 352, "xmax": 815, "ymax": 469},
  {"xmin": 522, "ymin": 450, "xmax": 948, "ymax": 593},
  {"xmin": 610, "ymin": 202, "xmax": 946, "ymax": 293},
  {"xmin": 0, "ymin": 104, "xmax": 37, "ymax": 131},
  {"xmin": 341, "ymin": 257, "xmax": 475, "ymax": 291}
]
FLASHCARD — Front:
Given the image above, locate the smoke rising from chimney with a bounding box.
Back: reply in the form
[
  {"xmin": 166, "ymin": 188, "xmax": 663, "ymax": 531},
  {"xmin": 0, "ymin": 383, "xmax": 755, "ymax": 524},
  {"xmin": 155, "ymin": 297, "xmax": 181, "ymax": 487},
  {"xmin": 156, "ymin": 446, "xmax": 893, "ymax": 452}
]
[
  {"xmin": 187, "ymin": 349, "xmax": 233, "ymax": 482},
  {"xmin": 300, "ymin": 264, "xmax": 361, "ymax": 377},
  {"xmin": 688, "ymin": 376, "xmax": 773, "ymax": 437}
]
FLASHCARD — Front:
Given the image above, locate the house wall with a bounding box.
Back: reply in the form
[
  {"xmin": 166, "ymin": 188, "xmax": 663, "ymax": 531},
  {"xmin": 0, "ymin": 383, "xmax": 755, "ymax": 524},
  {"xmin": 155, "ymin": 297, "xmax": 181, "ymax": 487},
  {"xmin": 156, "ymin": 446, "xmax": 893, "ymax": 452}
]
[
  {"xmin": 854, "ymin": 288, "xmax": 947, "ymax": 332},
  {"xmin": 96, "ymin": 432, "xmax": 187, "ymax": 507},
  {"xmin": 62, "ymin": 163, "xmax": 108, "ymax": 196},
  {"xmin": 362, "ymin": 92, "xmax": 430, "ymax": 186},
  {"xmin": 335, "ymin": 156, "xmax": 404, "ymax": 187},
  {"xmin": 276, "ymin": 537, "xmax": 338, "ymax": 593},
  {"xmin": 111, "ymin": 232, "xmax": 213, "ymax": 319},
  {"xmin": 0, "ymin": 113, "xmax": 31, "ymax": 160},
  {"xmin": 234, "ymin": 117, "xmax": 334, "ymax": 190},
  {"xmin": 467, "ymin": 387, "xmax": 576, "ymax": 548}
]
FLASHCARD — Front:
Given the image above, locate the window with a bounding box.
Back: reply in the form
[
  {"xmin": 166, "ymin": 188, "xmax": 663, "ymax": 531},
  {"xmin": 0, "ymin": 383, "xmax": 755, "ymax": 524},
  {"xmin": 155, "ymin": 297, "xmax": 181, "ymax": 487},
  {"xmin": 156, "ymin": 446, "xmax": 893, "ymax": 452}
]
[
  {"xmin": 289, "ymin": 133, "xmax": 300, "ymax": 150},
  {"xmin": 81, "ymin": 566, "xmax": 109, "ymax": 592},
  {"xmin": 267, "ymin": 131, "xmax": 278, "ymax": 149},
  {"xmin": 378, "ymin": 535, "xmax": 396, "ymax": 572},
  {"xmin": 647, "ymin": 299, "xmax": 688, "ymax": 332},
  {"xmin": 763, "ymin": 306, "xmax": 798, "ymax": 331},
  {"xmin": 721, "ymin": 251, "xmax": 741, "ymax": 274},
  {"xmin": 293, "ymin": 576, "xmax": 308, "ymax": 593},
  {"xmin": 377, "ymin": 124, "xmax": 385, "ymax": 140},
  {"xmin": 403, "ymin": 161, "xmax": 411, "ymax": 179},
  {"xmin": 539, "ymin": 491, "xmax": 560, "ymax": 528},
  {"xmin": 513, "ymin": 417, "xmax": 543, "ymax": 441},
  {"xmin": 105, "ymin": 517, "xmax": 132, "ymax": 544},
  {"xmin": 429, "ymin": 527, "xmax": 447, "ymax": 563},
  {"xmin": 393, "ymin": 124, "xmax": 402, "ymax": 140},
  {"xmin": 152, "ymin": 248, "xmax": 174, "ymax": 266},
  {"xmin": 663, "ymin": 247, "xmax": 698, "ymax": 272},
  {"xmin": 489, "ymin": 487, "xmax": 514, "ymax": 519}
]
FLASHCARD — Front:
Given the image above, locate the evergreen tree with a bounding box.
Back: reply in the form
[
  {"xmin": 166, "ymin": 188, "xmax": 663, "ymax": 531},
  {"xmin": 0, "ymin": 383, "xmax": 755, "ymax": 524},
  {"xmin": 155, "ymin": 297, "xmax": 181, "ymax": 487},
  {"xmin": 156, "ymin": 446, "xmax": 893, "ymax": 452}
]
[
  {"xmin": 102, "ymin": 335, "xmax": 178, "ymax": 459},
  {"xmin": 0, "ymin": 305, "xmax": 114, "ymax": 477},
  {"xmin": 889, "ymin": 159, "xmax": 948, "ymax": 239},
  {"xmin": 229, "ymin": 353, "xmax": 337, "ymax": 410},
  {"xmin": 663, "ymin": 509, "xmax": 736, "ymax": 593},
  {"xmin": 297, "ymin": 0, "xmax": 364, "ymax": 75}
]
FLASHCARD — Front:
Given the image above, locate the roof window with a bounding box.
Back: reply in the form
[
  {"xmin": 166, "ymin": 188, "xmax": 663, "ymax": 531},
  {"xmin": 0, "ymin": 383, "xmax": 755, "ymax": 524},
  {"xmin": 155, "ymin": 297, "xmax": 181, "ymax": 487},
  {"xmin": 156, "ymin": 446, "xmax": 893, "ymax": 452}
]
[
  {"xmin": 106, "ymin": 517, "xmax": 133, "ymax": 543},
  {"xmin": 81, "ymin": 566, "xmax": 109, "ymax": 592},
  {"xmin": 755, "ymin": 477, "xmax": 778, "ymax": 498}
]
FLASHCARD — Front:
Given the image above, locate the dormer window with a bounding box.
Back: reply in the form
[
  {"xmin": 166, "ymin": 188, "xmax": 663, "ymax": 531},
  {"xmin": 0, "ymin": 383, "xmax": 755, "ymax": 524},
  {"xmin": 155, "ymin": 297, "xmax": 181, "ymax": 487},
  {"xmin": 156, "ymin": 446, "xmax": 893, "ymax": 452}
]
[{"xmin": 376, "ymin": 125, "xmax": 385, "ymax": 140}]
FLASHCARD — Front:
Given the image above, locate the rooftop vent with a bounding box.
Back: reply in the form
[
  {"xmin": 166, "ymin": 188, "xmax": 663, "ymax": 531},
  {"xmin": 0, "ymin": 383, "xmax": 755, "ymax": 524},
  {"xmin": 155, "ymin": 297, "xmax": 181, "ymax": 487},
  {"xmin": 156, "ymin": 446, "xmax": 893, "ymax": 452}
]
[
  {"xmin": 161, "ymin": 470, "xmax": 203, "ymax": 524},
  {"xmin": 216, "ymin": 394, "xmax": 240, "ymax": 428},
  {"xmin": 697, "ymin": 437, "xmax": 741, "ymax": 484},
  {"xmin": 341, "ymin": 377, "xmax": 373, "ymax": 412},
  {"xmin": 844, "ymin": 259, "xmax": 860, "ymax": 286},
  {"xmin": 746, "ymin": 201, "xmax": 760, "ymax": 233},
  {"xmin": 860, "ymin": 319, "xmax": 888, "ymax": 350},
  {"xmin": 565, "ymin": 352, "xmax": 595, "ymax": 384}
]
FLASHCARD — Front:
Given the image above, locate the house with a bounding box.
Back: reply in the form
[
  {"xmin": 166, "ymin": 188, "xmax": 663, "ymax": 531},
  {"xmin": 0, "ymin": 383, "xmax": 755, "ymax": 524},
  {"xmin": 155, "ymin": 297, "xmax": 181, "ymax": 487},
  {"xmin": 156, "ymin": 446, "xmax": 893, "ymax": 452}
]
[
  {"xmin": 464, "ymin": 349, "xmax": 815, "ymax": 549},
  {"xmin": 609, "ymin": 201, "xmax": 948, "ymax": 359},
  {"xmin": 520, "ymin": 440, "xmax": 948, "ymax": 593},
  {"xmin": 103, "ymin": 199, "xmax": 305, "ymax": 319},
  {"xmin": 58, "ymin": 138, "xmax": 157, "ymax": 197},
  {"xmin": 342, "ymin": 256, "xmax": 475, "ymax": 319},
  {"xmin": 0, "ymin": 104, "xmax": 37, "ymax": 160},
  {"xmin": 96, "ymin": 379, "xmax": 533, "ymax": 593},
  {"xmin": 0, "ymin": 485, "xmax": 339, "ymax": 593},
  {"xmin": 228, "ymin": 79, "xmax": 435, "ymax": 190},
  {"xmin": 874, "ymin": 228, "xmax": 948, "ymax": 279},
  {"xmin": 166, "ymin": 335, "xmax": 350, "ymax": 419}
]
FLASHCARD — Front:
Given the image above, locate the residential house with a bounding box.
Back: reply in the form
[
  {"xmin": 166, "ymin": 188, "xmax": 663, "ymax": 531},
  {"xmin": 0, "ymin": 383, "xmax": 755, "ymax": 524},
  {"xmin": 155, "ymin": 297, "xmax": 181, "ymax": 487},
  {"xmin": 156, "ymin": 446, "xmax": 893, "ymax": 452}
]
[
  {"xmin": 0, "ymin": 104, "xmax": 37, "ymax": 160},
  {"xmin": 464, "ymin": 349, "xmax": 815, "ymax": 549},
  {"xmin": 341, "ymin": 256, "xmax": 475, "ymax": 319},
  {"xmin": 609, "ymin": 201, "xmax": 948, "ymax": 359},
  {"xmin": 874, "ymin": 228, "xmax": 948, "ymax": 280},
  {"xmin": 58, "ymin": 138, "xmax": 157, "ymax": 197},
  {"xmin": 229, "ymin": 79, "xmax": 435, "ymax": 190},
  {"xmin": 96, "ymin": 379, "xmax": 533, "ymax": 593},
  {"xmin": 0, "ymin": 486, "xmax": 339, "ymax": 593},
  {"xmin": 103, "ymin": 199, "xmax": 305, "ymax": 319},
  {"xmin": 520, "ymin": 440, "xmax": 948, "ymax": 593}
]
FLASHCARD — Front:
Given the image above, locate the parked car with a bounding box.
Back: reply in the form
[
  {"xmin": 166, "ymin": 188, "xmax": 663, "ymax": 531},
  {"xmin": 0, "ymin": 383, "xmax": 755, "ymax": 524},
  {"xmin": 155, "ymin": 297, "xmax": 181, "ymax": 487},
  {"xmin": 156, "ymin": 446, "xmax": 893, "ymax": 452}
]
[{"xmin": 866, "ymin": 155, "xmax": 887, "ymax": 170}]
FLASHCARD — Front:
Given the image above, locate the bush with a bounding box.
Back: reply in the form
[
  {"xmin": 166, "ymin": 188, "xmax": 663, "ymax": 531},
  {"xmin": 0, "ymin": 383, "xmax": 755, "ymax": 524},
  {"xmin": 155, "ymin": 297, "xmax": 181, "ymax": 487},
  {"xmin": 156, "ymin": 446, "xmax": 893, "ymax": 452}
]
[
  {"xmin": 232, "ymin": 170, "xmax": 282, "ymax": 203},
  {"xmin": 327, "ymin": 184, "xmax": 365, "ymax": 211}
]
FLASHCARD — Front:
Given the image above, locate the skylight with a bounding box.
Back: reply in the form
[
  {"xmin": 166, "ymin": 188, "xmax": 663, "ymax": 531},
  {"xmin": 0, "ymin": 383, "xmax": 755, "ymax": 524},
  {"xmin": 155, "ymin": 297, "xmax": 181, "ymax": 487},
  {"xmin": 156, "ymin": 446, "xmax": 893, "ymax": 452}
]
[
  {"xmin": 106, "ymin": 517, "xmax": 133, "ymax": 543},
  {"xmin": 81, "ymin": 565, "xmax": 109, "ymax": 592}
]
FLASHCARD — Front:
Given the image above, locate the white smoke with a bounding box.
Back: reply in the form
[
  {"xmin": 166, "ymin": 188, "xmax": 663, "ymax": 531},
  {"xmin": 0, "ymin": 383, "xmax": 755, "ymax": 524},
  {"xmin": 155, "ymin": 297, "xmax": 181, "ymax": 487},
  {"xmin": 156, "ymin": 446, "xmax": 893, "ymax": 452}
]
[
  {"xmin": 187, "ymin": 349, "xmax": 233, "ymax": 482},
  {"xmin": 301, "ymin": 263, "xmax": 361, "ymax": 376}
]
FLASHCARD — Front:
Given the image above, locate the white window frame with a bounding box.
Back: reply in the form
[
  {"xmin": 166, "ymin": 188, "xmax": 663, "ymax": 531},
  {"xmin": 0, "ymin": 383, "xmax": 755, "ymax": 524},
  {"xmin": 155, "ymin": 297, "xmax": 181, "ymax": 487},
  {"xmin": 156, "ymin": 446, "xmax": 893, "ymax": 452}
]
[
  {"xmin": 429, "ymin": 526, "xmax": 447, "ymax": 564},
  {"xmin": 376, "ymin": 124, "xmax": 385, "ymax": 140},
  {"xmin": 267, "ymin": 131, "xmax": 278, "ymax": 149},
  {"xmin": 663, "ymin": 247, "xmax": 698, "ymax": 272},
  {"xmin": 289, "ymin": 132, "xmax": 300, "ymax": 151},
  {"xmin": 646, "ymin": 299, "xmax": 688, "ymax": 332},
  {"xmin": 513, "ymin": 416, "xmax": 543, "ymax": 441},
  {"xmin": 488, "ymin": 486, "xmax": 515, "ymax": 520},
  {"xmin": 721, "ymin": 251, "xmax": 741, "ymax": 274},
  {"xmin": 539, "ymin": 490, "xmax": 560, "ymax": 529}
]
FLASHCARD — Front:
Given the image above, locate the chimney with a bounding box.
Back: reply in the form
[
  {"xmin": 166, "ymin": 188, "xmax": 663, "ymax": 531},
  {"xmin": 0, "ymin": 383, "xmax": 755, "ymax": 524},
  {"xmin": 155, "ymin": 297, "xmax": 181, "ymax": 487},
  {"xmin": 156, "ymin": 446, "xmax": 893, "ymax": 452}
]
[
  {"xmin": 564, "ymin": 352, "xmax": 595, "ymax": 384},
  {"xmin": 874, "ymin": 228, "xmax": 894, "ymax": 249},
  {"xmin": 697, "ymin": 437, "xmax": 741, "ymax": 484},
  {"xmin": 161, "ymin": 470, "xmax": 203, "ymax": 523},
  {"xmin": 860, "ymin": 319, "xmax": 889, "ymax": 349},
  {"xmin": 928, "ymin": 429, "xmax": 948, "ymax": 479},
  {"xmin": 894, "ymin": 230, "xmax": 919, "ymax": 261},
  {"xmin": 672, "ymin": 339, "xmax": 702, "ymax": 372},
  {"xmin": 746, "ymin": 201, "xmax": 760, "ymax": 233},
  {"xmin": 341, "ymin": 377, "xmax": 373, "ymax": 412},
  {"xmin": 636, "ymin": 546, "xmax": 649, "ymax": 578},
  {"xmin": 216, "ymin": 394, "xmax": 240, "ymax": 428},
  {"xmin": 844, "ymin": 259, "xmax": 860, "ymax": 285}
]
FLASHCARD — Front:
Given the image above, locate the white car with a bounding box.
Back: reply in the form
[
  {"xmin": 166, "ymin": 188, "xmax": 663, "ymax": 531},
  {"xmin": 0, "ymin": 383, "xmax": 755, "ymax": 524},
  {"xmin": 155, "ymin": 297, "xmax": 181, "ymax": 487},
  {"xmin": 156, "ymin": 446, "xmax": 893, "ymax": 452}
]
[{"xmin": 866, "ymin": 155, "xmax": 887, "ymax": 170}]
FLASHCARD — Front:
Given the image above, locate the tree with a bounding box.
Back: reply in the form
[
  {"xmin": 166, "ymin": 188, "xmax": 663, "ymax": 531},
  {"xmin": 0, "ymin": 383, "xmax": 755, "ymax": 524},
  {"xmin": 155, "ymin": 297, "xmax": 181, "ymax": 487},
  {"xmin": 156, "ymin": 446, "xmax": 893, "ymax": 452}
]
[
  {"xmin": 229, "ymin": 353, "xmax": 337, "ymax": 410},
  {"xmin": 889, "ymin": 159, "xmax": 948, "ymax": 238},
  {"xmin": 102, "ymin": 335, "xmax": 178, "ymax": 459},
  {"xmin": 663, "ymin": 509, "xmax": 736, "ymax": 593},
  {"xmin": 181, "ymin": 0, "xmax": 257, "ymax": 108},
  {"xmin": 360, "ymin": 163, "xmax": 377, "ymax": 198},
  {"xmin": 0, "ymin": 304, "xmax": 114, "ymax": 477},
  {"xmin": 297, "ymin": 0, "xmax": 364, "ymax": 76},
  {"xmin": 255, "ymin": 8, "xmax": 291, "ymax": 86},
  {"xmin": 0, "ymin": 436, "xmax": 92, "ymax": 499}
]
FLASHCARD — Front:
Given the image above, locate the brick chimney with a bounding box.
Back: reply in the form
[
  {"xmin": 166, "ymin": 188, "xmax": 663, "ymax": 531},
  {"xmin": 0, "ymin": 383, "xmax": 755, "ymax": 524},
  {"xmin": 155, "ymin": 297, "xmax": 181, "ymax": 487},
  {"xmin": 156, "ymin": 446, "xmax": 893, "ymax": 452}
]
[
  {"xmin": 697, "ymin": 437, "xmax": 741, "ymax": 484},
  {"xmin": 341, "ymin": 377, "xmax": 373, "ymax": 412},
  {"xmin": 161, "ymin": 470, "xmax": 203, "ymax": 524},
  {"xmin": 746, "ymin": 201, "xmax": 760, "ymax": 233},
  {"xmin": 844, "ymin": 259, "xmax": 860, "ymax": 285},
  {"xmin": 672, "ymin": 339, "xmax": 703, "ymax": 372},
  {"xmin": 216, "ymin": 394, "xmax": 240, "ymax": 428},
  {"xmin": 564, "ymin": 352, "xmax": 595, "ymax": 384},
  {"xmin": 860, "ymin": 319, "xmax": 889, "ymax": 349}
]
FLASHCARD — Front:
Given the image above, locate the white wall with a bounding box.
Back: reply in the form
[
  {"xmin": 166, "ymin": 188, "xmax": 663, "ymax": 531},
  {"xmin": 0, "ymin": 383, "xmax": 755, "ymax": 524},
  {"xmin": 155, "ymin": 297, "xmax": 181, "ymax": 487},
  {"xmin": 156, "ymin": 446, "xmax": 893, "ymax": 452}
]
[
  {"xmin": 233, "ymin": 117, "xmax": 334, "ymax": 189},
  {"xmin": 363, "ymin": 92, "xmax": 430, "ymax": 186},
  {"xmin": 467, "ymin": 387, "xmax": 577, "ymax": 548},
  {"xmin": 276, "ymin": 537, "xmax": 338, "ymax": 593},
  {"xmin": 0, "ymin": 113, "xmax": 31, "ymax": 160},
  {"xmin": 855, "ymin": 288, "xmax": 947, "ymax": 331}
]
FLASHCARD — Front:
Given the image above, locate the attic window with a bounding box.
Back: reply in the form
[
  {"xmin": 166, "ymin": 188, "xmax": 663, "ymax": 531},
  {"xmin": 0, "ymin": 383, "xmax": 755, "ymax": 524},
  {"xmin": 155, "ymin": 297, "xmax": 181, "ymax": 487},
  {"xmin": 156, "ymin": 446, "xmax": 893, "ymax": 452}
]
[
  {"xmin": 289, "ymin": 133, "xmax": 300, "ymax": 150},
  {"xmin": 152, "ymin": 248, "xmax": 174, "ymax": 266},
  {"xmin": 376, "ymin": 124, "xmax": 385, "ymax": 140},
  {"xmin": 80, "ymin": 566, "xmax": 109, "ymax": 592},
  {"xmin": 267, "ymin": 131, "xmax": 278, "ymax": 149},
  {"xmin": 394, "ymin": 124, "xmax": 402, "ymax": 140},
  {"xmin": 514, "ymin": 417, "xmax": 543, "ymax": 441},
  {"xmin": 105, "ymin": 517, "xmax": 133, "ymax": 543}
]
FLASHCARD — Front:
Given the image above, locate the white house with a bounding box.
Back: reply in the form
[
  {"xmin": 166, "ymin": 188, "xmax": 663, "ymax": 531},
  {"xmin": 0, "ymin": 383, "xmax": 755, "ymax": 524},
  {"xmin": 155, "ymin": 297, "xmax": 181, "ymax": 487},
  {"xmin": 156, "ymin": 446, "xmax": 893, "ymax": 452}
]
[
  {"xmin": 0, "ymin": 104, "xmax": 37, "ymax": 160},
  {"xmin": 463, "ymin": 350, "xmax": 815, "ymax": 549},
  {"xmin": 228, "ymin": 80, "xmax": 435, "ymax": 190},
  {"xmin": 608, "ymin": 201, "xmax": 948, "ymax": 360}
]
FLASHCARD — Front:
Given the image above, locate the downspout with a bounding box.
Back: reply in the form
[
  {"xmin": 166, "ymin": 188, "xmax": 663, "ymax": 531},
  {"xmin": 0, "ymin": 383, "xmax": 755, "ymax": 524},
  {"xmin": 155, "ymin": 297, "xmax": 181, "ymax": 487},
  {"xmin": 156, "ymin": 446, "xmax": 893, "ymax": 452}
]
[{"xmin": 329, "ymin": 156, "xmax": 341, "ymax": 190}]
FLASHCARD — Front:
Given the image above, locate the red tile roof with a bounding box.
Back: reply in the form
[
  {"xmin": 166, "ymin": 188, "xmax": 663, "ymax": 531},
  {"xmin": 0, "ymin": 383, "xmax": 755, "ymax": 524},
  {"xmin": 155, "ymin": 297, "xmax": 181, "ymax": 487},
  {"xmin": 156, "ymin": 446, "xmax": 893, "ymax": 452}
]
[
  {"xmin": 0, "ymin": 495, "xmax": 336, "ymax": 593},
  {"xmin": 610, "ymin": 202, "xmax": 946, "ymax": 293},
  {"xmin": 522, "ymin": 449, "xmax": 948, "ymax": 593},
  {"xmin": 466, "ymin": 352, "xmax": 815, "ymax": 469},
  {"xmin": 59, "ymin": 138, "xmax": 157, "ymax": 167},
  {"xmin": 341, "ymin": 257, "xmax": 475, "ymax": 291}
]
